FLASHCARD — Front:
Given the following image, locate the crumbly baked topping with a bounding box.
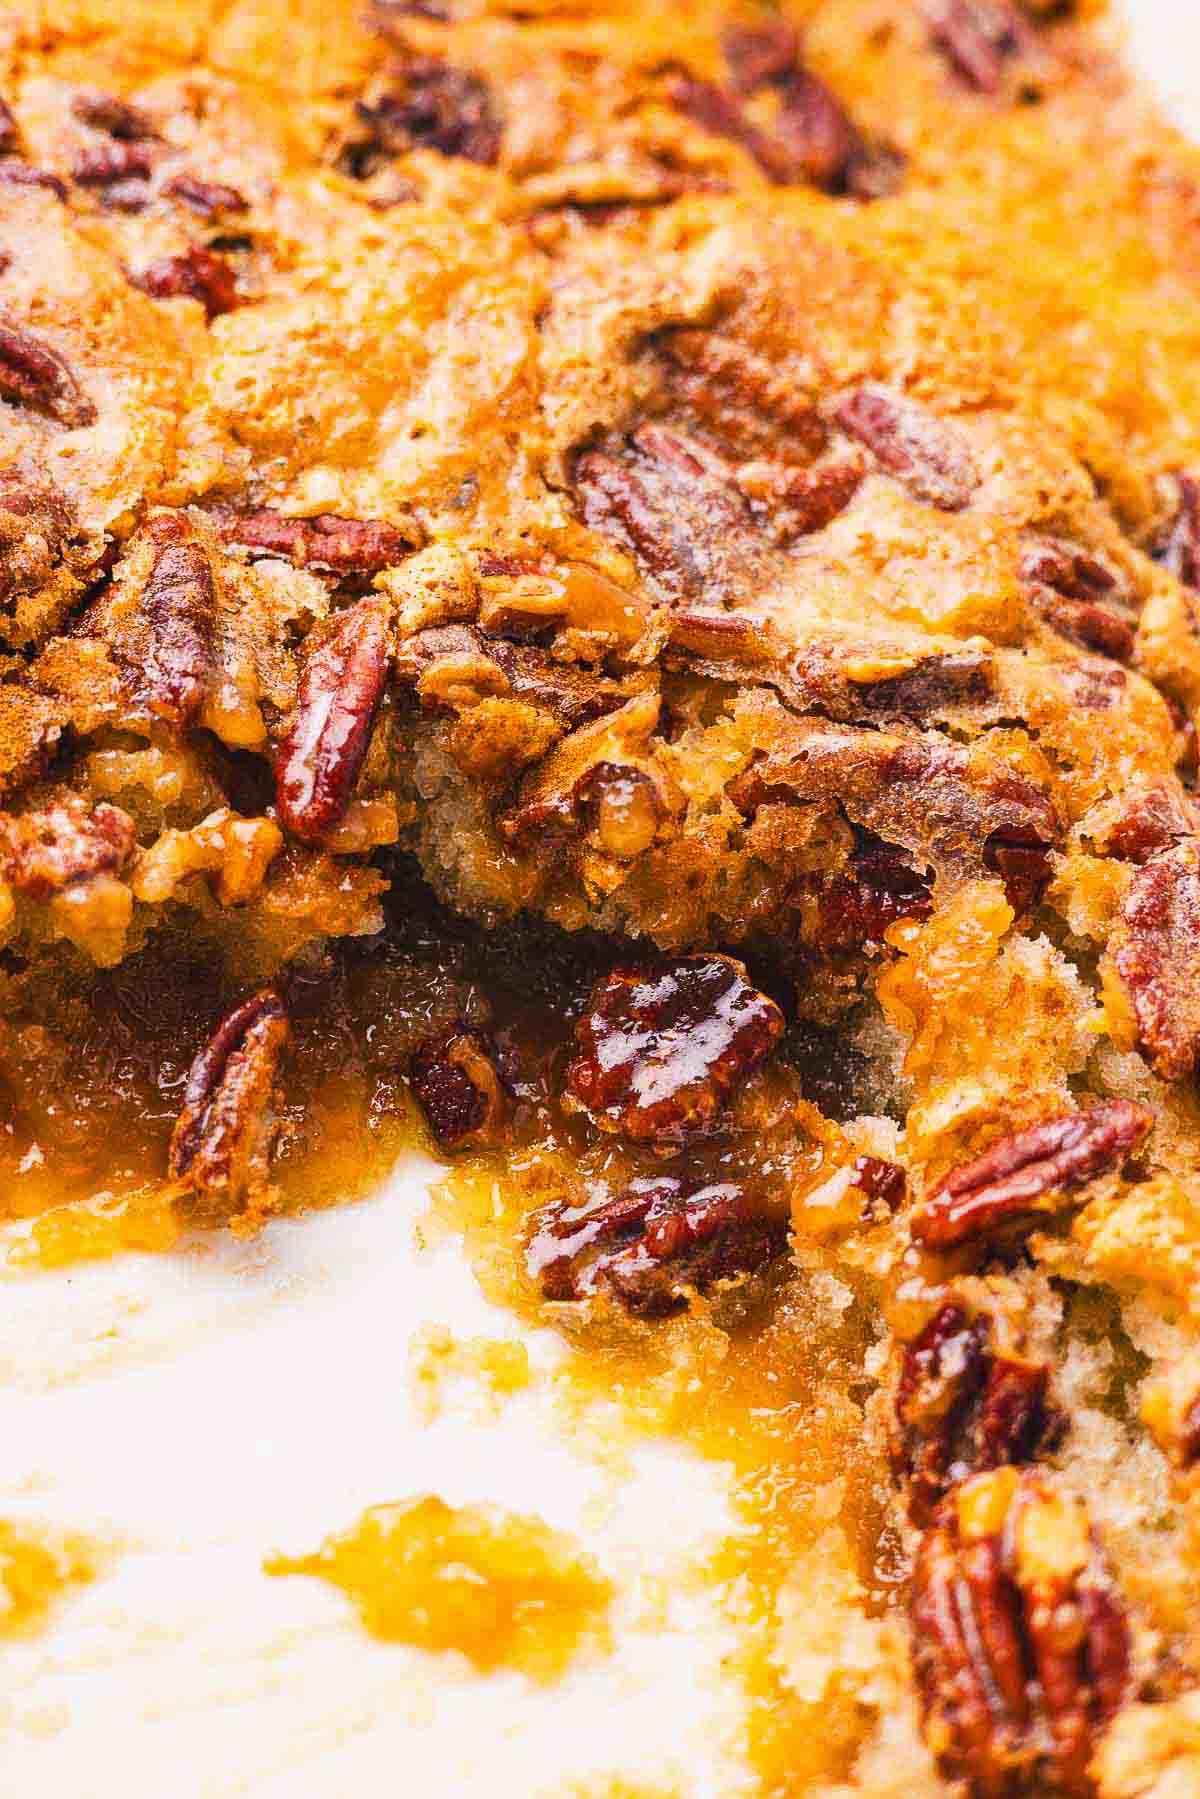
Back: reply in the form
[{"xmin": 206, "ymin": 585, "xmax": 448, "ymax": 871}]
[{"xmin": 6, "ymin": 0, "xmax": 1200, "ymax": 1790}]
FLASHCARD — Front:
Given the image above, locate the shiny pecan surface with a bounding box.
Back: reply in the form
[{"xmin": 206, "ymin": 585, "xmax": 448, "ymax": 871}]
[
  {"xmin": 1110, "ymin": 842, "xmax": 1200, "ymax": 1079},
  {"xmin": 408, "ymin": 1025, "xmax": 507, "ymax": 1149},
  {"xmin": 528, "ymin": 1174, "xmax": 787, "ymax": 1316},
  {"xmin": 911, "ymin": 1469, "xmax": 1131, "ymax": 1794},
  {"xmin": 2, "ymin": 796, "xmax": 135, "ymax": 898},
  {"xmin": 834, "ymin": 385, "xmax": 980, "ymax": 510},
  {"xmin": 895, "ymin": 1304, "xmax": 1057, "ymax": 1523},
  {"xmin": 566, "ymin": 955, "xmax": 784, "ymax": 1147},
  {"xmin": 276, "ymin": 596, "xmax": 391, "ymax": 844},
  {"xmin": 138, "ymin": 514, "xmax": 218, "ymax": 729},
  {"xmin": 168, "ymin": 990, "xmax": 290, "ymax": 1202},
  {"xmin": 0, "ymin": 322, "xmax": 96, "ymax": 427},
  {"xmin": 793, "ymin": 839, "xmax": 932, "ymax": 953},
  {"xmin": 912, "ymin": 1101, "xmax": 1152, "ymax": 1250}
]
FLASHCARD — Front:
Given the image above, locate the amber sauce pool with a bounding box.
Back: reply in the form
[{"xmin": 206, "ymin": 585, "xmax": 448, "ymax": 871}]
[{"xmin": 0, "ymin": 861, "xmax": 901, "ymax": 1790}]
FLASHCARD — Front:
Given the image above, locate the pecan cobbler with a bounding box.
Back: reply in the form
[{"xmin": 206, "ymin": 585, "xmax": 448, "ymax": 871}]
[{"xmin": 7, "ymin": 0, "xmax": 1200, "ymax": 1788}]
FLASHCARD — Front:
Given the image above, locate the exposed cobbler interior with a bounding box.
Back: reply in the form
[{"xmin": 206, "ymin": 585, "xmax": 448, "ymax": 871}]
[{"xmin": 8, "ymin": 0, "xmax": 1200, "ymax": 1790}]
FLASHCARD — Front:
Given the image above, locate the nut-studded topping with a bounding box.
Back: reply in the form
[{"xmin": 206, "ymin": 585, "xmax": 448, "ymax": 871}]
[
  {"xmin": 1109, "ymin": 842, "xmax": 1200, "ymax": 1080},
  {"xmin": 163, "ymin": 172, "xmax": 249, "ymax": 216},
  {"xmin": 527, "ymin": 1175, "xmax": 787, "ymax": 1316},
  {"xmin": 131, "ymin": 246, "xmax": 239, "ymax": 319},
  {"xmin": 895, "ymin": 1304, "xmax": 1057, "ymax": 1523},
  {"xmin": 215, "ymin": 508, "xmax": 412, "ymax": 578},
  {"xmin": 2, "ymin": 795, "xmax": 135, "ymax": 898},
  {"xmin": 911, "ymin": 1469, "xmax": 1131, "ymax": 1794},
  {"xmin": 276, "ymin": 596, "xmax": 391, "ymax": 845},
  {"xmin": 168, "ymin": 991, "xmax": 290, "ymax": 1203},
  {"xmin": 408, "ymin": 1025, "xmax": 507, "ymax": 1150},
  {"xmin": 139, "ymin": 515, "xmax": 218, "ymax": 729},
  {"xmin": 928, "ymin": 0, "xmax": 1032, "ymax": 94},
  {"xmin": 565, "ymin": 956, "xmax": 784, "ymax": 1148},
  {"xmin": 912, "ymin": 1101, "xmax": 1153, "ymax": 1250},
  {"xmin": 1020, "ymin": 537, "xmax": 1135, "ymax": 662},
  {"xmin": 0, "ymin": 322, "xmax": 96, "ymax": 427},
  {"xmin": 344, "ymin": 59, "xmax": 501, "ymax": 173},
  {"xmin": 834, "ymin": 386, "xmax": 980, "ymax": 510}
]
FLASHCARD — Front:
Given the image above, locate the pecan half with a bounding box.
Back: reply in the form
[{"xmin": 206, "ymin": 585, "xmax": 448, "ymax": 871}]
[
  {"xmin": 163, "ymin": 173, "xmax": 249, "ymax": 216},
  {"xmin": 527, "ymin": 1174, "xmax": 787, "ymax": 1316},
  {"xmin": 346, "ymin": 59, "xmax": 501, "ymax": 172},
  {"xmin": 70, "ymin": 140, "xmax": 156, "ymax": 186},
  {"xmin": 573, "ymin": 425, "xmax": 774, "ymax": 603},
  {"xmin": 276, "ymin": 596, "xmax": 391, "ymax": 844},
  {"xmin": 565, "ymin": 955, "xmax": 784, "ymax": 1148},
  {"xmin": 408, "ymin": 1025, "xmax": 507, "ymax": 1149},
  {"xmin": 0, "ymin": 323, "xmax": 96, "ymax": 427},
  {"xmin": 834, "ymin": 385, "xmax": 979, "ymax": 510},
  {"xmin": 911, "ymin": 1469, "xmax": 1131, "ymax": 1794},
  {"xmin": 168, "ymin": 990, "xmax": 290, "ymax": 1204},
  {"xmin": 1110, "ymin": 841, "xmax": 1200, "ymax": 1079},
  {"xmin": 215, "ymin": 508, "xmax": 411, "ymax": 578},
  {"xmin": 131, "ymin": 246, "xmax": 238, "ymax": 319},
  {"xmin": 139, "ymin": 514, "xmax": 218, "ymax": 729},
  {"xmin": 894, "ymin": 1304, "xmax": 1057, "ymax": 1523},
  {"xmin": 0, "ymin": 162, "xmax": 68, "ymax": 200},
  {"xmin": 674, "ymin": 22, "xmax": 900, "ymax": 198},
  {"xmin": 1161, "ymin": 472, "xmax": 1200, "ymax": 589},
  {"xmin": 912, "ymin": 1101, "xmax": 1153, "ymax": 1250},
  {"xmin": 928, "ymin": 0, "xmax": 1033, "ymax": 94},
  {"xmin": 1, "ymin": 795, "xmax": 134, "ymax": 899},
  {"xmin": 1021, "ymin": 537, "xmax": 1135, "ymax": 662},
  {"xmin": 71, "ymin": 92, "xmax": 156, "ymax": 140}
]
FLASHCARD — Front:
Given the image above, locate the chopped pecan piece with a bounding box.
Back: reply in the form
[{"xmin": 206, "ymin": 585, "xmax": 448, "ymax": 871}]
[
  {"xmin": 0, "ymin": 322, "xmax": 96, "ymax": 427},
  {"xmin": 734, "ymin": 453, "xmax": 864, "ymax": 541},
  {"xmin": 792, "ymin": 838, "xmax": 932, "ymax": 952},
  {"xmin": 1089, "ymin": 781, "xmax": 1199, "ymax": 865},
  {"xmin": 168, "ymin": 990, "xmax": 290, "ymax": 1204},
  {"xmin": 139, "ymin": 514, "xmax": 218, "ymax": 729},
  {"xmin": 2, "ymin": 796, "xmax": 134, "ymax": 899},
  {"xmin": 276, "ymin": 596, "xmax": 391, "ymax": 844},
  {"xmin": 928, "ymin": 0, "xmax": 1032, "ymax": 94},
  {"xmin": 527, "ymin": 1174, "xmax": 787, "ymax": 1316},
  {"xmin": 1021, "ymin": 537, "xmax": 1134, "ymax": 661},
  {"xmin": 163, "ymin": 173, "xmax": 249, "ymax": 216},
  {"xmin": 894, "ymin": 1304, "xmax": 1057, "ymax": 1523},
  {"xmin": 215, "ymin": 508, "xmax": 411, "ymax": 577},
  {"xmin": 1110, "ymin": 841, "xmax": 1200, "ymax": 1079},
  {"xmin": 912, "ymin": 1100, "xmax": 1153, "ymax": 1250},
  {"xmin": 396, "ymin": 622, "xmax": 629, "ymax": 730},
  {"xmin": 346, "ymin": 59, "xmax": 501, "ymax": 172},
  {"xmin": 854, "ymin": 1154, "xmax": 907, "ymax": 1217},
  {"xmin": 408, "ymin": 1025, "xmax": 507, "ymax": 1149},
  {"xmin": 70, "ymin": 140, "xmax": 156, "ymax": 186},
  {"xmin": 566, "ymin": 955, "xmax": 784, "ymax": 1148},
  {"xmin": 911, "ymin": 1469, "xmax": 1131, "ymax": 1794},
  {"xmin": 0, "ymin": 462, "xmax": 96, "ymax": 643},
  {"xmin": 1161, "ymin": 472, "xmax": 1200, "ymax": 589},
  {"xmin": 131, "ymin": 246, "xmax": 238, "ymax": 319},
  {"xmin": 834, "ymin": 385, "xmax": 979, "ymax": 510}
]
